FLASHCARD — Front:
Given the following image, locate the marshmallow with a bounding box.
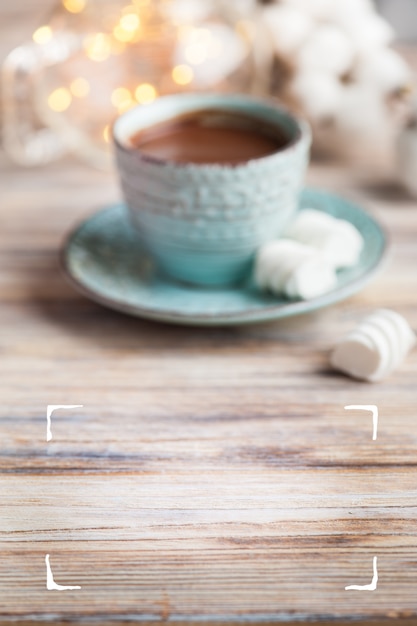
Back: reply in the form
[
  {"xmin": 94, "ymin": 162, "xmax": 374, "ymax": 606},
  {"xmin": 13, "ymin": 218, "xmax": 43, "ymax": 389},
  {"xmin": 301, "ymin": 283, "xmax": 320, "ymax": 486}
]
[
  {"xmin": 255, "ymin": 239, "xmax": 337, "ymax": 300},
  {"xmin": 331, "ymin": 309, "xmax": 416, "ymax": 382},
  {"xmin": 286, "ymin": 209, "xmax": 364, "ymax": 269}
]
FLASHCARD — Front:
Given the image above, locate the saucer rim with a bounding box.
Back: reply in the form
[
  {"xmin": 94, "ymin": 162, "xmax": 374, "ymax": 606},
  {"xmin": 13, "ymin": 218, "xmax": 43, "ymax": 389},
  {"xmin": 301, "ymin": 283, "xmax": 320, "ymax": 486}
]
[{"xmin": 61, "ymin": 188, "xmax": 390, "ymax": 327}]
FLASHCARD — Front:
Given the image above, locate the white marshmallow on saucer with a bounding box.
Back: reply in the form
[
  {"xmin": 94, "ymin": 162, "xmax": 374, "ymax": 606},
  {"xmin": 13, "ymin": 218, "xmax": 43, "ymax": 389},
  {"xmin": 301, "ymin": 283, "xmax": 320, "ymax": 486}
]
[
  {"xmin": 286, "ymin": 209, "xmax": 364, "ymax": 269},
  {"xmin": 331, "ymin": 309, "xmax": 416, "ymax": 382},
  {"xmin": 255, "ymin": 239, "xmax": 337, "ymax": 300}
]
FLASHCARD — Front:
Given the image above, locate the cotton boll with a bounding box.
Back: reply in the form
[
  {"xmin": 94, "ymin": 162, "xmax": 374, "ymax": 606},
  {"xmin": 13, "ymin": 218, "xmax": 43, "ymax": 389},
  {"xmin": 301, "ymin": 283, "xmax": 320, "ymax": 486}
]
[
  {"xmin": 356, "ymin": 48, "xmax": 412, "ymax": 94},
  {"xmin": 260, "ymin": 5, "xmax": 313, "ymax": 56},
  {"xmin": 281, "ymin": 0, "xmax": 336, "ymax": 20},
  {"xmin": 328, "ymin": 0, "xmax": 379, "ymax": 29},
  {"xmin": 161, "ymin": 0, "xmax": 212, "ymax": 23},
  {"xmin": 334, "ymin": 84, "xmax": 388, "ymax": 134},
  {"xmin": 291, "ymin": 71, "xmax": 343, "ymax": 120},
  {"xmin": 229, "ymin": 0, "xmax": 256, "ymax": 18},
  {"xmin": 297, "ymin": 25, "xmax": 355, "ymax": 76},
  {"xmin": 335, "ymin": 12, "xmax": 394, "ymax": 52},
  {"xmin": 332, "ymin": 83, "xmax": 399, "ymax": 165}
]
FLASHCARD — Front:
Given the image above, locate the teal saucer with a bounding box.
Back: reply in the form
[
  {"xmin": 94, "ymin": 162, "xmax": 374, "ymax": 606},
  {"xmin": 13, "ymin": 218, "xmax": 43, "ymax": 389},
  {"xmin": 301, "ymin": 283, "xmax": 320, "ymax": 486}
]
[{"xmin": 62, "ymin": 188, "xmax": 388, "ymax": 326}]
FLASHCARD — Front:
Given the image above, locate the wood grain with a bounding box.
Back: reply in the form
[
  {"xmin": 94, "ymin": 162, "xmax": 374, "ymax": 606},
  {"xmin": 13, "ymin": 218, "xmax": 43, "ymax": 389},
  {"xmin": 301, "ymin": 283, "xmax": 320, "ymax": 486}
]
[{"xmin": 1, "ymin": 6, "xmax": 417, "ymax": 623}]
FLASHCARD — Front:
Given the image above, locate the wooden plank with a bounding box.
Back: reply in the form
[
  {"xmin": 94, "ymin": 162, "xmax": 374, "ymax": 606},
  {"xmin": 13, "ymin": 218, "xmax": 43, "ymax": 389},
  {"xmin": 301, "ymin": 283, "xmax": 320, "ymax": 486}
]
[{"xmin": 1, "ymin": 157, "xmax": 417, "ymax": 623}]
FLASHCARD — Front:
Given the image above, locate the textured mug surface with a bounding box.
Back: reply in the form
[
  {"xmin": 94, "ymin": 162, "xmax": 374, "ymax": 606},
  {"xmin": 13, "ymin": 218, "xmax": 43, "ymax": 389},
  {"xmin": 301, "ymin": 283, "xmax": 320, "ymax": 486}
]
[{"xmin": 113, "ymin": 93, "xmax": 311, "ymax": 286}]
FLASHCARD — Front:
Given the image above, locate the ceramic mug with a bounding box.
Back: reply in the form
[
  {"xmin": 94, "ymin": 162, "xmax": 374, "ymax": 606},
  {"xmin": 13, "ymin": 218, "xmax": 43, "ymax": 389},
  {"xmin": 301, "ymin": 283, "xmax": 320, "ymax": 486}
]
[{"xmin": 113, "ymin": 93, "xmax": 311, "ymax": 286}]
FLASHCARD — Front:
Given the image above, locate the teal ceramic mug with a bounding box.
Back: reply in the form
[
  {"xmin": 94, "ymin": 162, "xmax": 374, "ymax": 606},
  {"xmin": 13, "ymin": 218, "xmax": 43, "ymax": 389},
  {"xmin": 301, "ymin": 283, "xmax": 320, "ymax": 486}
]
[{"xmin": 113, "ymin": 93, "xmax": 311, "ymax": 287}]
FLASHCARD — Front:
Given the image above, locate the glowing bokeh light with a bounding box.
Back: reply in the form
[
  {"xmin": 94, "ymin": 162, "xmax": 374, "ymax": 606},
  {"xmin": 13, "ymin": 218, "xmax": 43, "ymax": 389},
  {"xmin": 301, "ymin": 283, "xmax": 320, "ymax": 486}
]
[
  {"xmin": 70, "ymin": 77, "xmax": 91, "ymax": 98},
  {"xmin": 134, "ymin": 83, "xmax": 157, "ymax": 104},
  {"xmin": 63, "ymin": 0, "xmax": 86, "ymax": 14},
  {"xmin": 103, "ymin": 125, "xmax": 111, "ymax": 143},
  {"xmin": 84, "ymin": 33, "xmax": 112, "ymax": 62},
  {"xmin": 111, "ymin": 87, "xmax": 135, "ymax": 113},
  {"xmin": 48, "ymin": 88, "xmax": 72, "ymax": 112},
  {"xmin": 33, "ymin": 26, "xmax": 53, "ymax": 45},
  {"xmin": 113, "ymin": 24, "xmax": 135, "ymax": 42},
  {"xmin": 172, "ymin": 64, "xmax": 194, "ymax": 86},
  {"xmin": 120, "ymin": 13, "xmax": 140, "ymax": 32}
]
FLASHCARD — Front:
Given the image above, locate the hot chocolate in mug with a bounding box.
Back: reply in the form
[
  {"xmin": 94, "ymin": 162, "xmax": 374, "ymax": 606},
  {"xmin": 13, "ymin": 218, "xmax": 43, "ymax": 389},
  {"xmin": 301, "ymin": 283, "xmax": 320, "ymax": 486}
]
[{"xmin": 113, "ymin": 93, "xmax": 311, "ymax": 286}]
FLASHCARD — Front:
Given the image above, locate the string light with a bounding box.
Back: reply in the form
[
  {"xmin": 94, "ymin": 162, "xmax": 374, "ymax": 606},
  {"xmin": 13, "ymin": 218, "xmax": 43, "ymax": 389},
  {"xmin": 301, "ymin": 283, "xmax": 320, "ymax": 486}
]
[
  {"xmin": 113, "ymin": 24, "xmax": 136, "ymax": 43},
  {"xmin": 48, "ymin": 88, "xmax": 72, "ymax": 112},
  {"xmin": 181, "ymin": 27, "xmax": 223, "ymax": 66},
  {"xmin": 134, "ymin": 83, "xmax": 157, "ymax": 104},
  {"xmin": 172, "ymin": 64, "xmax": 194, "ymax": 86},
  {"xmin": 177, "ymin": 25, "xmax": 194, "ymax": 42},
  {"xmin": 62, "ymin": 0, "xmax": 86, "ymax": 13},
  {"xmin": 84, "ymin": 33, "xmax": 112, "ymax": 62},
  {"xmin": 120, "ymin": 13, "xmax": 140, "ymax": 32},
  {"xmin": 33, "ymin": 26, "xmax": 53, "ymax": 45},
  {"xmin": 110, "ymin": 39, "xmax": 126, "ymax": 55},
  {"xmin": 207, "ymin": 38, "xmax": 223, "ymax": 59},
  {"xmin": 70, "ymin": 77, "xmax": 90, "ymax": 98},
  {"xmin": 103, "ymin": 125, "xmax": 111, "ymax": 143},
  {"xmin": 111, "ymin": 87, "xmax": 135, "ymax": 113},
  {"xmin": 10, "ymin": 0, "xmax": 249, "ymax": 171}
]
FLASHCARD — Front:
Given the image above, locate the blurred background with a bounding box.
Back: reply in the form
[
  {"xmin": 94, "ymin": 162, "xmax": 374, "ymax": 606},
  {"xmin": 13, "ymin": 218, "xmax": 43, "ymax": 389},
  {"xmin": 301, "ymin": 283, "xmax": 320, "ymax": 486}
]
[
  {"xmin": 376, "ymin": 0, "xmax": 417, "ymax": 41},
  {"xmin": 1, "ymin": 0, "xmax": 416, "ymax": 174}
]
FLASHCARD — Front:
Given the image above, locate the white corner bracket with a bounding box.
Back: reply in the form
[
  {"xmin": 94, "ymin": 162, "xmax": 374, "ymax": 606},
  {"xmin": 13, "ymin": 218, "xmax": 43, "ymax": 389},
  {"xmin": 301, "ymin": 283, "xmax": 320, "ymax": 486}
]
[
  {"xmin": 345, "ymin": 556, "xmax": 378, "ymax": 592},
  {"xmin": 46, "ymin": 405, "xmax": 83, "ymax": 442},
  {"xmin": 45, "ymin": 554, "xmax": 81, "ymax": 591},
  {"xmin": 345, "ymin": 405, "xmax": 379, "ymax": 441}
]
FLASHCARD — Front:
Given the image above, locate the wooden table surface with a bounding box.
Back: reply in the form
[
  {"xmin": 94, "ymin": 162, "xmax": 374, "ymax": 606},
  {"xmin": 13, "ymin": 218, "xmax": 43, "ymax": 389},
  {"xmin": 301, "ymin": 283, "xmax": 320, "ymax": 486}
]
[{"xmin": 1, "ymin": 6, "xmax": 417, "ymax": 626}]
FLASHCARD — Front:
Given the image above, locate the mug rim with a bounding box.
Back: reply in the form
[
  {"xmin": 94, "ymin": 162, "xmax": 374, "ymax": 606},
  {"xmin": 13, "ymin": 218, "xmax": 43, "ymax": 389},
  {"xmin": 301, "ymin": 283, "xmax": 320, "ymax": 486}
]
[{"xmin": 112, "ymin": 92, "xmax": 311, "ymax": 169}]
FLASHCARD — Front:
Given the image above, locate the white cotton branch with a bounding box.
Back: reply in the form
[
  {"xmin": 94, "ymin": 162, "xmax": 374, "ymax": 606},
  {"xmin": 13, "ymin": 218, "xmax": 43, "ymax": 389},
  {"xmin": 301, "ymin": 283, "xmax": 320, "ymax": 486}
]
[
  {"xmin": 280, "ymin": 0, "xmax": 337, "ymax": 20},
  {"xmin": 260, "ymin": 5, "xmax": 313, "ymax": 56},
  {"xmin": 290, "ymin": 71, "xmax": 343, "ymax": 120},
  {"xmin": 162, "ymin": 0, "xmax": 212, "ymax": 23},
  {"xmin": 297, "ymin": 25, "xmax": 355, "ymax": 76},
  {"xmin": 355, "ymin": 48, "xmax": 412, "ymax": 93},
  {"xmin": 333, "ymin": 12, "xmax": 394, "ymax": 52},
  {"xmin": 333, "ymin": 84, "xmax": 389, "ymax": 134},
  {"xmin": 327, "ymin": 0, "xmax": 376, "ymax": 26}
]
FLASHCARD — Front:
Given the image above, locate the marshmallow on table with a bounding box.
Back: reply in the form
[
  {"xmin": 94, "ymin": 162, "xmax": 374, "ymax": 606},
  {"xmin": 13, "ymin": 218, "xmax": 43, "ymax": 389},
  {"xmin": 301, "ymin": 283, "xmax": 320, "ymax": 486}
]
[
  {"xmin": 330, "ymin": 309, "xmax": 416, "ymax": 382},
  {"xmin": 286, "ymin": 209, "xmax": 364, "ymax": 269},
  {"xmin": 255, "ymin": 239, "xmax": 337, "ymax": 300}
]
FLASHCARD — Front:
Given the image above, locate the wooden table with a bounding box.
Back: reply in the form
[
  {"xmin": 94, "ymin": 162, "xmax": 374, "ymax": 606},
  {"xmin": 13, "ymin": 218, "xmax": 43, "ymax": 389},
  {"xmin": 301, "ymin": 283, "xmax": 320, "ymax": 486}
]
[{"xmin": 1, "ymin": 6, "xmax": 417, "ymax": 625}]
